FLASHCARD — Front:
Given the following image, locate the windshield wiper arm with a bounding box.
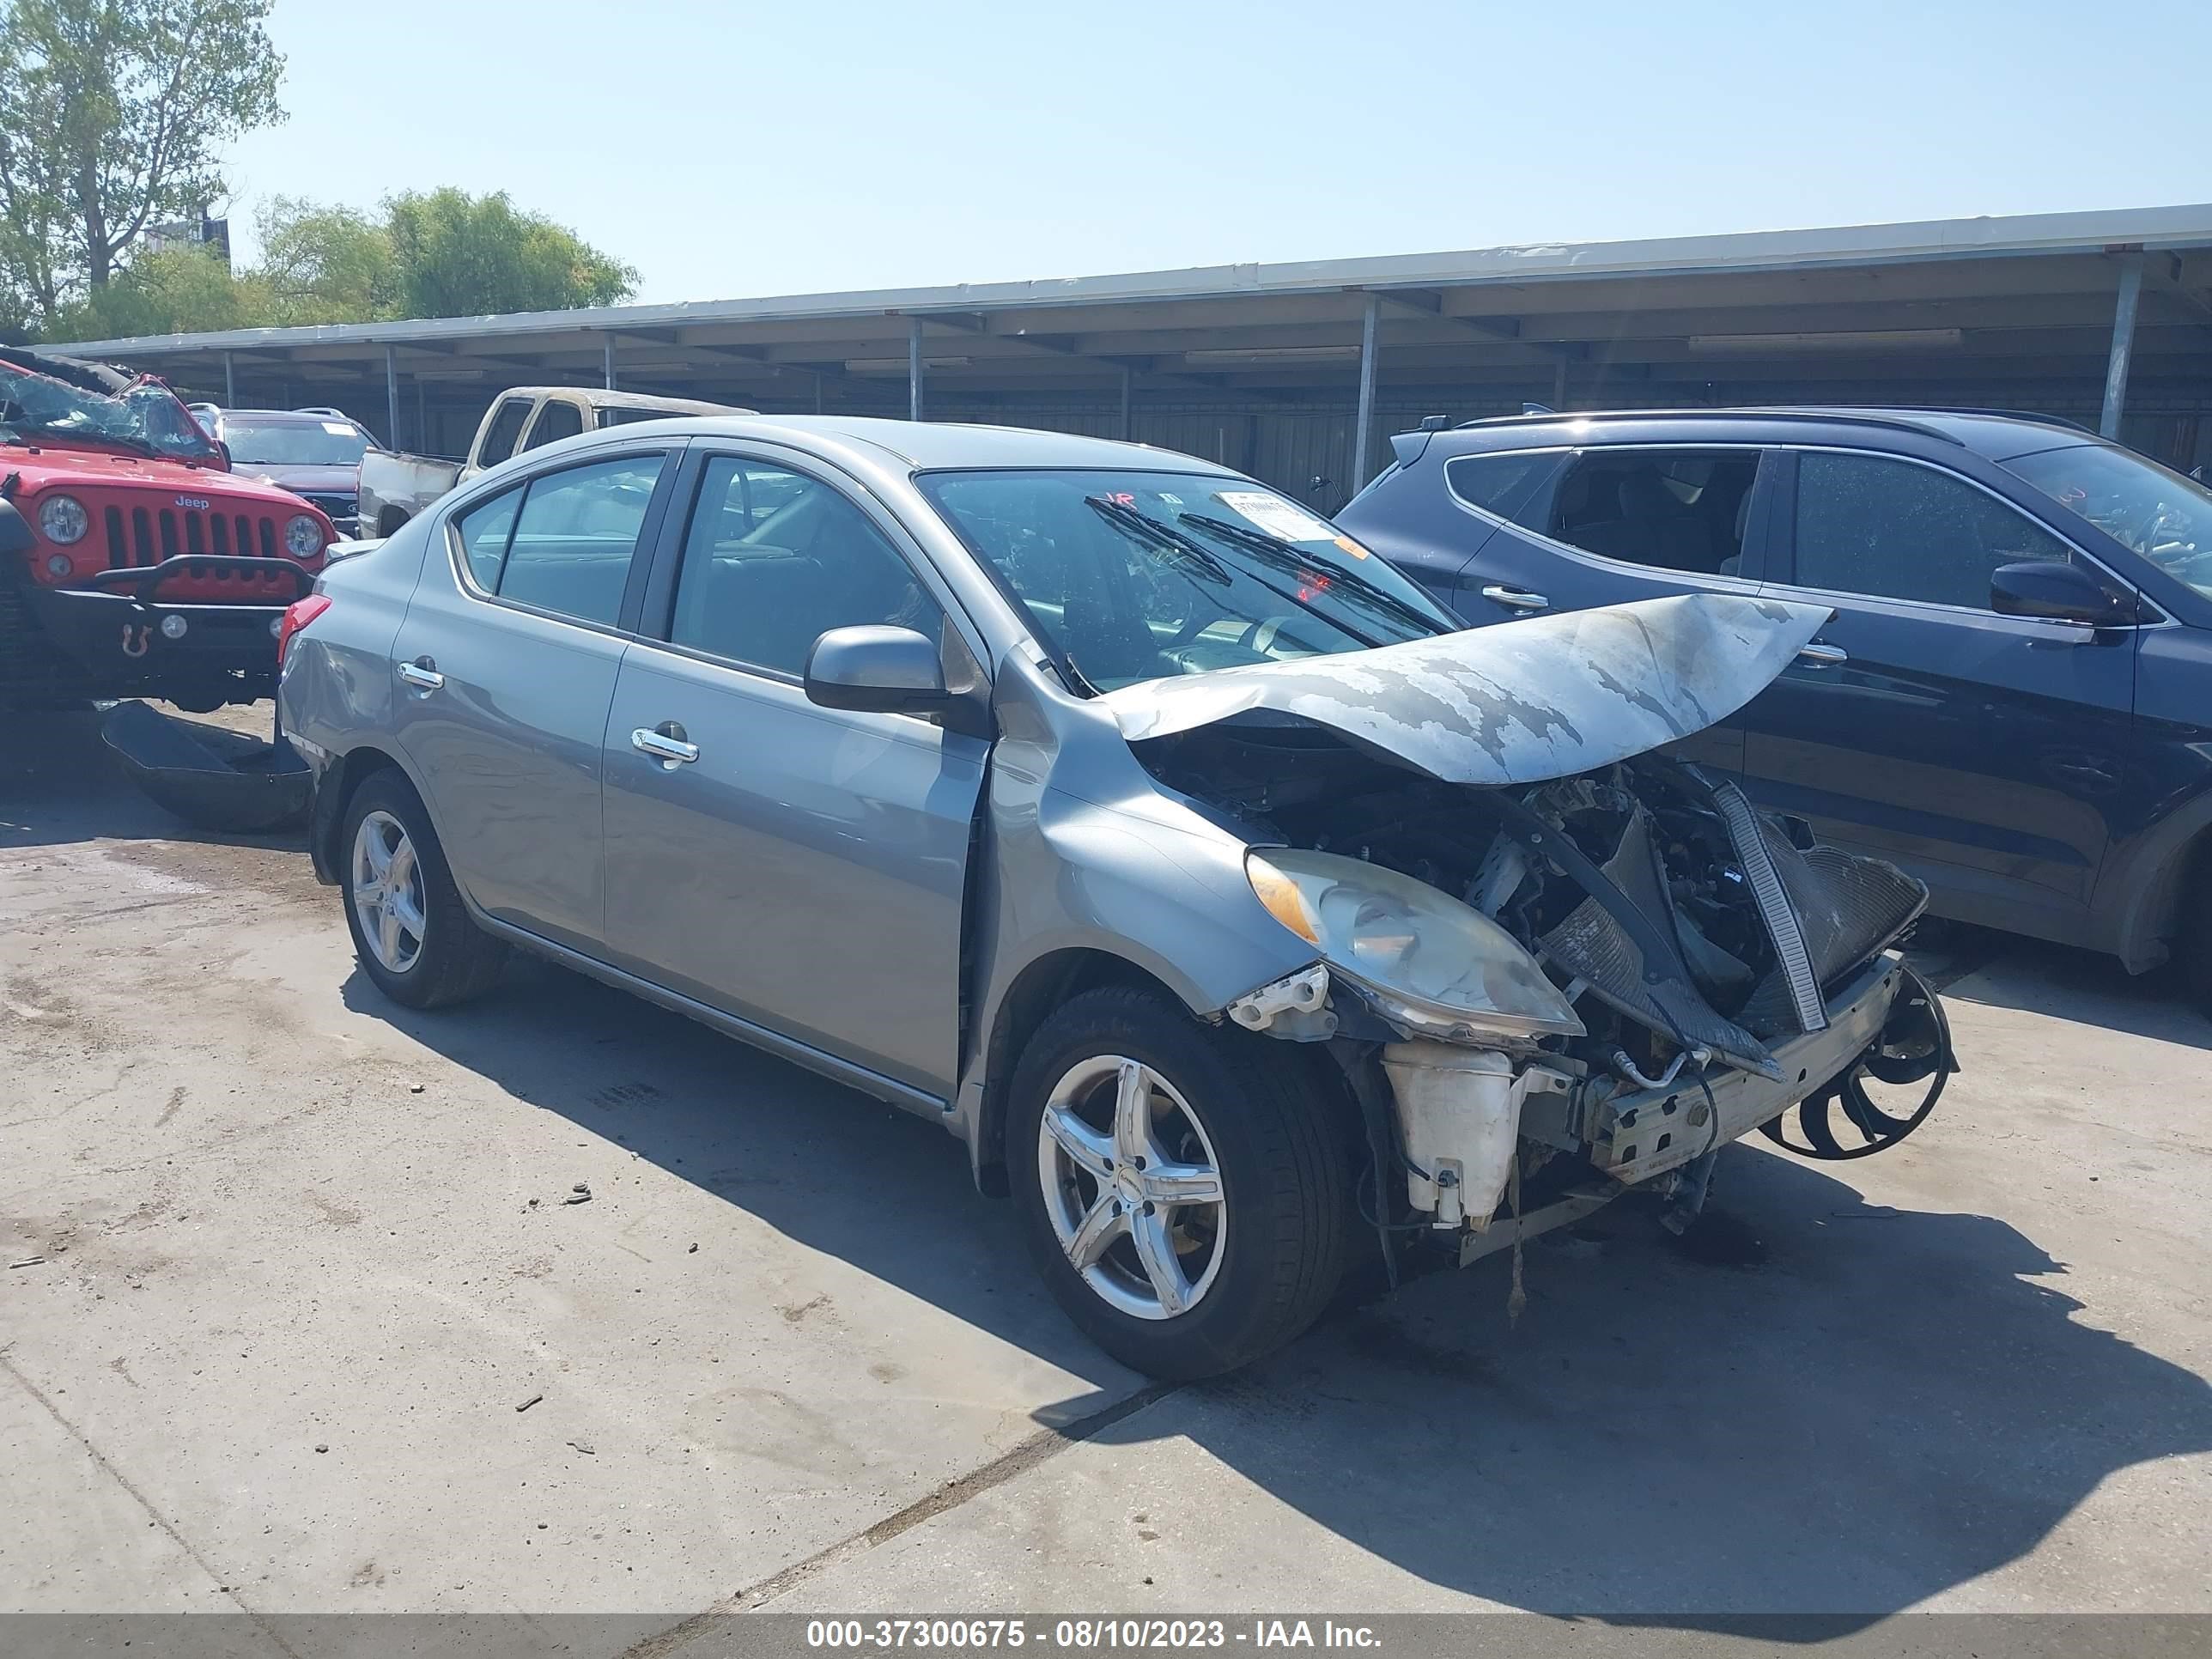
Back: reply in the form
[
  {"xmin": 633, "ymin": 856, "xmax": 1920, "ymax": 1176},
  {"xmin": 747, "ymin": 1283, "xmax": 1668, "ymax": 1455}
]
[
  {"xmin": 1085, "ymin": 496, "xmax": 1234, "ymax": 586},
  {"xmin": 1177, "ymin": 513, "xmax": 1448, "ymax": 635}
]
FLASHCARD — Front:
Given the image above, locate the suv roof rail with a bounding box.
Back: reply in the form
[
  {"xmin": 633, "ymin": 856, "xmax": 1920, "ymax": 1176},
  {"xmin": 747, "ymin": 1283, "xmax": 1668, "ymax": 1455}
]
[
  {"xmin": 295, "ymin": 405, "xmax": 351, "ymax": 419},
  {"xmin": 1450, "ymin": 405, "xmax": 1983, "ymax": 447}
]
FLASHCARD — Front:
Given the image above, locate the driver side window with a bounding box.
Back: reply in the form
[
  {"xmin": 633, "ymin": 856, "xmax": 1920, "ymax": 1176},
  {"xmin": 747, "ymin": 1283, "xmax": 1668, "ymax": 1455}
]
[{"xmin": 669, "ymin": 456, "xmax": 939, "ymax": 678}]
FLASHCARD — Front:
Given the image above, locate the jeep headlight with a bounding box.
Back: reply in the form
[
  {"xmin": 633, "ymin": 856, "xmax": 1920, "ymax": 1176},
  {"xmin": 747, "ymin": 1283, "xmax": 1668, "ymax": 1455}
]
[
  {"xmin": 1246, "ymin": 848, "xmax": 1584, "ymax": 1040},
  {"xmin": 284, "ymin": 514, "xmax": 325, "ymax": 556},
  {"xmin": 39, "ymin": 495, "xmax": 89, "ymax": 544}
]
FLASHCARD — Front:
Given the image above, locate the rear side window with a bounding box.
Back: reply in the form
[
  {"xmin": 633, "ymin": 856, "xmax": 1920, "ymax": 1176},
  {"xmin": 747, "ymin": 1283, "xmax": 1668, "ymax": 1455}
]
[
  {"xmin": 523, "ymin": 400, "xmax": 584, "ymax": 450},
  {"xmin": 1545, "ymin": 448, "xmax": 1760, "ymax": 576},
  {"xmin": 466, "ymin": 455, "xmax": 665, "ymax": 626},
  {"xmin": 1793, "ymin": 452, "xmax": 2071, "ymax": 610},
  {"xmin": 477, "ymin": 398, "xmax": 532, "ymax": 465}
]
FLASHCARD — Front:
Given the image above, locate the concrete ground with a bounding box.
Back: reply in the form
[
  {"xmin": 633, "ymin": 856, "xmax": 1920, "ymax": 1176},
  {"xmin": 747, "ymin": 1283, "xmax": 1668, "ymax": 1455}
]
[{"xmin": 3, "ymin": 707, "xmax": 2209, "ymax": 1647}]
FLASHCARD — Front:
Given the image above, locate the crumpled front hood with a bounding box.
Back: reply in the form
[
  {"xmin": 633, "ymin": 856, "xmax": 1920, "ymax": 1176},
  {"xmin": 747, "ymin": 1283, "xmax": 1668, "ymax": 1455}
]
[{"xmin": 1099, "ymin": 592, "xmax": 1832, "ymax": 786}]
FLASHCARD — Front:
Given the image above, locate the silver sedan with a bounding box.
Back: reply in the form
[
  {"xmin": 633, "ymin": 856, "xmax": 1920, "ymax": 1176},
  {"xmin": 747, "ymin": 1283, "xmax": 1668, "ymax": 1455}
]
[{"xmin": 277, "ymin": 416, "xmax": 1945, "ymax": 1378}]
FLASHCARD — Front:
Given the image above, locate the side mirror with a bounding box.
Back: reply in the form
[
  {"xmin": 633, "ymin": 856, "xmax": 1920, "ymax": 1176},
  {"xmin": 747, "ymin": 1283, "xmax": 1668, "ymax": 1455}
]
[
  {"xmin": 1989, "ymin": 560, "xmax": 2133, "ymax": 626},
  {"xmin": 804, "ymin": 624, "xmax": 951, "ymax": 715}
]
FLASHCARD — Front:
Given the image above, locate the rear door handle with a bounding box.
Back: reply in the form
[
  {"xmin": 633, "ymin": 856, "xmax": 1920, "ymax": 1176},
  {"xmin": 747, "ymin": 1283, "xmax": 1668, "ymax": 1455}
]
[
  {"xmin": 1480, "ymin": 584, "xmax": 1550, "ymax": 612},
  {"xmin": 398, "ymin": 658, "xmax": 444, "ymax": 690},
  {"xmin": 1796, "ymin": 641, "xmax": 1849, "ymax": 667},
  {"xmin": 631, "ymin": 726, "xmax": 699, "ymax": 766}
]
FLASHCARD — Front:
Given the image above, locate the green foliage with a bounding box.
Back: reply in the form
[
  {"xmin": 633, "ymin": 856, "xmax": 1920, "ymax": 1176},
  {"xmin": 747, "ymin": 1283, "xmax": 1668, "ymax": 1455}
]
[
  {"xmin": 0, "ymin": 0, "xmax": 285, "ymax": 317},
  {"xmin": 253, "ymin": 195, "xmax": 397, "ymax": 325},
  {"xmin": 384, "ymin": 189, "xmax": 636, "ymax": 319},
  {"xmin": 43, "ymin": 241, "xmax": 264, "ymax": 337}
]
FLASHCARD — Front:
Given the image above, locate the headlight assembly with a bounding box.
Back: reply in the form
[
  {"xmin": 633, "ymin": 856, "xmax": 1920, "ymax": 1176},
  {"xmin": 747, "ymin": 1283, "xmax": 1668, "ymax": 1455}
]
[
  {"xmin": 1246, "ymin": 848, "xmax": 1584, "ymax": 1041},
  {"xmin": 284, "ymin": 514, "xmax": 325, "ymax": 557},
  {"xmin": 38, "ymin": 495, "xmax": 89, "ymax": 544}
]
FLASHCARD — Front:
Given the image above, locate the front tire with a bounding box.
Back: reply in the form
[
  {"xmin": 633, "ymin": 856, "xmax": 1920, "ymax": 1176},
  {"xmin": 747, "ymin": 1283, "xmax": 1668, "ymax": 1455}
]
[
  {"xmin": 339, "ymin": 769, "xmax": 507, "ymax": 1009},
  {"xmin": 1007, "ymin": 986, "xmax": 1352, "ymax": 1380}
]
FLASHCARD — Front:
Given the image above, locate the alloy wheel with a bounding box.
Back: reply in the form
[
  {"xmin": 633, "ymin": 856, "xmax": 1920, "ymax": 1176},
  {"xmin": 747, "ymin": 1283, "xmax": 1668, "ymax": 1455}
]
[
  {"xmin": 350, "ymin": 808, "xmax": 427, "ymax": 975},
  {"xmin": 1036, "ymin": 1054, "xmax": 1227, "ymax": 1321}
]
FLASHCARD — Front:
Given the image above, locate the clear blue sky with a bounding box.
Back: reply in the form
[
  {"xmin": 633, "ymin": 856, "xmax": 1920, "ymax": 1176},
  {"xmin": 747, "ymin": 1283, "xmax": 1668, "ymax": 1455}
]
[{"xmin": 226, "ymin": 0, "xmax": 2210, "ymax": 306}]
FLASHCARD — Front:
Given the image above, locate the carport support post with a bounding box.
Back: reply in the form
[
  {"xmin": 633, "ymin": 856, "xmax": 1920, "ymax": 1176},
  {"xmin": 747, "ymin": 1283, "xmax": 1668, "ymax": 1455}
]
[
  {"xmin": 2100, "ymin": 252, "xmax": 2144, "ymax": 440},
  {"xmin": 1352, "ymin": 293, "xmax": 1380, "ymax": 487},
  {"xmin": 222, "ymin": 351, "xmax": 235, "ymax": 407},
  {"xmin": 1118, "ymin": 364, "xmax": 1133, "ymax": 441},
  {"xmin": 384, "ymin": 346, "xmax": 400, "ymax": 451},
  {"xmin": 604, "ymin": 334, "xmax": 618, "ymax": 392},
  {"xmin": 908, "ymin": 317, "xmax": 925, "ymax": 421}
]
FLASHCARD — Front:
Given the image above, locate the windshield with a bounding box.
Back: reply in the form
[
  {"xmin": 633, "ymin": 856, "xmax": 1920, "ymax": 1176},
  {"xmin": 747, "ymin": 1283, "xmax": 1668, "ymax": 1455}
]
[
  {"xmin": 2002, "ymin": 442, "xmax": 2212, "ymax": 600},
  {"xmin": 0, "ymin": 362, "xmax": 222, "ymax": 462},
  {"xmin": 222, "ymin": 417, "xmax": 370, "ymax": 467},
  {"xmin": 917, "ymin": 468, "xmax": 1459, "ymax": 692}
]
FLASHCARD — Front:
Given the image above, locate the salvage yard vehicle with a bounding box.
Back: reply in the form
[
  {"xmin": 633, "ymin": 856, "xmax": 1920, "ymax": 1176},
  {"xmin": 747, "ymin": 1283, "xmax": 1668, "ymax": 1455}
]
[
  {"xmin": 279, "ymin": 417, "xmax": 1951, "ymax": 1379},
  {"xmin": 356, "ymin": 386, "xmax": 750, "ymax": 538},
  {"xmin": 1, "ymin": 348, "xmax": 336, "ymax": 712},
  {"xmin": 1340, "ymin": 407, "xmax": 2212, "ymax": 1010},
  {"xmin": 191, "ymin": 405, "xmax": 374, "ymax": 538}
]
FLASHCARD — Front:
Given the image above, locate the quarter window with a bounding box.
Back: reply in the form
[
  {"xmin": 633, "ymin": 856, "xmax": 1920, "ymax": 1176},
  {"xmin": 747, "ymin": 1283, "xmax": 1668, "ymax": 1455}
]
[
  {"xmin": 453, "ymin": 489, "xmax": 521, "ymax": 590},
  {"xmin": 477, "ymin": 454, "xmax": 665, "ymax": 625},
  {"xmin": 477, "ymin": 398, "xmax": 533, "ymax": 466},
  {"xmin": 1444, "ymin": 452, "xmax": 1559, "ymax": 524},
  {"xmin": 1793, "ymin": 452, "xmax": 2070, "ymax": 610},
  {"xmin": 1543, "ymin": 449, "xmax": 1760, "ymax": 576},
  {"xmin": 670, "ymin": 456, "xmax": 939, "ymax": 678}
]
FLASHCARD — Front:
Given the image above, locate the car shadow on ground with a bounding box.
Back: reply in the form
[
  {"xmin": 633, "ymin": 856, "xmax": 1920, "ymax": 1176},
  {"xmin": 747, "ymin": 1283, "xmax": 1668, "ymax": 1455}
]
[
  {"xmin": 343, "ymin": 951, "xmax": 2212, "ymax": 1627},
  {"xmin": 1928, "ymin": 921, "xmax": 2212, "ymax": 1052}
]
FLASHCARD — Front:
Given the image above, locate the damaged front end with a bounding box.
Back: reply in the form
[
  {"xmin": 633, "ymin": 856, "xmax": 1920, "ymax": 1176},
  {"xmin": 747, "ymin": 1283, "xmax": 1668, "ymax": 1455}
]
[{"xmin": 1121, "ymin": 594, "xmax": 1954, "ymax": 1267}]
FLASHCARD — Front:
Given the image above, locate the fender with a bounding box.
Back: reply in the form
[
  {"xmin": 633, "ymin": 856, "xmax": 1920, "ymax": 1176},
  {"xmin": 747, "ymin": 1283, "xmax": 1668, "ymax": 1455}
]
[{"xmin": 2091, "ymin": 782, "xmax": 2212, "ymax": 972}]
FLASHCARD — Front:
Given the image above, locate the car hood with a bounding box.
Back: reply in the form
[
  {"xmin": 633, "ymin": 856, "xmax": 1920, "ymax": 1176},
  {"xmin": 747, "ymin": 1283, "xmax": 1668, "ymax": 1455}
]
[
  {"xmin": 238, "ymin": 462, "xmax": 359, "ymax": 494},
  {"xmin": 1098, "ymin": 592, "xmax": 1832, "ymax": 786}
]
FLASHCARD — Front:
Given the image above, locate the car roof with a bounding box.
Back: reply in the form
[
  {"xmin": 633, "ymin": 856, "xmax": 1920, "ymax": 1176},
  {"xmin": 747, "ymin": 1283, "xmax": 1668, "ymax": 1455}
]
[
  {"xmin": 630, "ymin": 414, "xmax": 1236, "ymax": 474},
  {"xmin": 213, "ymin": 407, "xmax": 364, "ymax": 424},
  {"xmin": 1444, "ymin": 405, "xmax": 2100, "ymax": 462}
]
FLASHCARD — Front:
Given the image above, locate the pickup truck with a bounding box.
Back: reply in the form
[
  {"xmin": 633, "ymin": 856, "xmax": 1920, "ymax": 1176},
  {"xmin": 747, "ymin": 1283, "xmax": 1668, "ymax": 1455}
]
[{"xmin": 356, "ymin": 386, "xmax": 747, "ymax": 536}]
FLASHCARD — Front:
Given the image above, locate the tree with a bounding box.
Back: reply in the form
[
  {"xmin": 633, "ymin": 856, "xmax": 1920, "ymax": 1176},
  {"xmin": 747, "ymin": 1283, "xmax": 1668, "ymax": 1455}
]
[
  {"xmin": 43, "ymin": 240, "xmax": 260, "ymax": 337},
  {"xmin": 385, "ymin": 188, "xmax": 635, "ymax": 319},
  {"xmin": 254, "ymin": 195, "xmax": 396, "ymax": 325},
  {"xmin": 0, "ymin": 0, "xmax": 283, "ymax": 321}
]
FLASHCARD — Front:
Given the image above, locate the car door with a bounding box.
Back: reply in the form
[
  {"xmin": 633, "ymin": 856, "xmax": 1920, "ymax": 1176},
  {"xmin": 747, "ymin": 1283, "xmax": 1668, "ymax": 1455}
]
[
  {"xmin": 460, "ymin": 395, "xmax": 534, "ymax": 483},
  {"xmin": 1448, "ymin": 444, "xmax": 1780, "ymax": 773},
  {"xmin": 389, "ymin": 447, "xmax": 678, "ymax": 954},
  {"xmin": 1738, "ymin": 447, "xmax": 2142, "ymax": 939},
  {"xmin": 517, "ymin": 396, "xmax": 586, "ymax": 453},
  {"xmin": 600, "ymin": 447, "xmax": 988, "ymax": 1100}
]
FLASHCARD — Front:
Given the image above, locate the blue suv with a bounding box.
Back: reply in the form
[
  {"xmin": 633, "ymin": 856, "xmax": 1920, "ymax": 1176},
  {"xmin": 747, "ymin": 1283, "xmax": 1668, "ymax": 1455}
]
[{"xmin": 1337, "ymin": 408, "xmax": 2212, "ymax": 1008}]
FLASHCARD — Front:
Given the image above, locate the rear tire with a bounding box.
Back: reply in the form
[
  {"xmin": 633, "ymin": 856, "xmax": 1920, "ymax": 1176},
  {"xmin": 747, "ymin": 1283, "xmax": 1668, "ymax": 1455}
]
[
  {"xmin": 339, "ymin": 769, "xmax": 507, "ymax": 1009},
  {"xmin": 1007, "ymin": 986, "xmax": 1352, "ymax": 1380}
]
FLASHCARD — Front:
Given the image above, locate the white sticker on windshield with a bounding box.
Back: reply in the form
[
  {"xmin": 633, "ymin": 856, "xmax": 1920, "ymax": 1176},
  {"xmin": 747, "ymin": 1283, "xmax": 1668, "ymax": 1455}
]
[
  {"xmin": 320, "ymin": 422, "xmax": 354, "ymax": 435},
  {"xmin": 1216, "ymin": 490, "xmax": 1334, "ymax": 544}
]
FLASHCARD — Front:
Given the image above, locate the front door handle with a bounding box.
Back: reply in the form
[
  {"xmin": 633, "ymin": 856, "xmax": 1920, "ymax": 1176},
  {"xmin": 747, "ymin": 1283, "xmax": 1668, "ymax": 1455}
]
[
  {"xmin": 398, "ymin": 658, "xmax": 444, "ymax": 690},
  {"xmin": 1796, "ymin": 641, "xmax": 1850, "ymax": 667},
  {"xmin": 631, "ymin": 725, "xmax": 699, "ymax": 767},
  {"xmin": 1480, "ymin": 584, "xmax": 1550, "ymax": 612}
]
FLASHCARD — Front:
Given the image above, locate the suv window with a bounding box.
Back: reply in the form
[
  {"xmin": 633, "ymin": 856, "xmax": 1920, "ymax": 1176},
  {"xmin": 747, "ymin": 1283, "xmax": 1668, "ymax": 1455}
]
[
  {"xmin": 670, "ymin": 456, "xmax": 939, "ymax": 677},
  {"xmin": 523, "ymin": 400, "xmax": 584, "ymax": 450},
  {"xmin": 477, "ymin": 398, "xmax": 532, "ymax": 466},
  {"xmin": 1793, "ymin": 452, "xmax": 2071, "ymax": 610},
  {"xmin": 1545, "ymin": 448, "xmax": 1759, "ymax": 575},
  {"xmin": 488, "ymin": 454, "xmax": 665, "ymax": 625},
  {"xmin": 1444, "ymin": 452, "xmax": 1559, "ymax": 522}
]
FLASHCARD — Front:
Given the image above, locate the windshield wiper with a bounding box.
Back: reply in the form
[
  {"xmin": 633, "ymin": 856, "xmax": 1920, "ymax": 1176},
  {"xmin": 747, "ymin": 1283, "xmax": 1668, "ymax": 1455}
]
[
  {"xmin": 1087, "ymin": 496, "xmax": 1387, "ymax": 648},
  {"xmin": 1085, "ymin": 496, "xmax": 1233, "ymax": 586},
  {"xmin": 1177, "ymin": 513, "xmax": 1449, "ymax": 637}
]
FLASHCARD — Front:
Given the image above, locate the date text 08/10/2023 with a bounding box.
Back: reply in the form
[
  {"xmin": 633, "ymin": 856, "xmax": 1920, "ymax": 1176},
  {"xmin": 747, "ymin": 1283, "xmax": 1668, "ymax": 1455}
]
[{"xmin": 805, "ymin": 1619, "xmax": 1383, "ymax": 1650}]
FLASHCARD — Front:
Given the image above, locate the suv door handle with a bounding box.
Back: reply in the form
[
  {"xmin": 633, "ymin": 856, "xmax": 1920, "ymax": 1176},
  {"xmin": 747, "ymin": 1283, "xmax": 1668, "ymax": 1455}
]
[
  {"xmin": 631, "ymin": 726, "xmax": 699, "ymax": 766},
  {"xmin": 1796, "ymin": 641, "xmax": 1849, "ymax": 667},
  {"xmin": 398, "ymin": 658, "xmax": 444, "ymax": 690},
  {"xmin": 1480, "ymin": 584, "xmax": 1550, "ymax": 612}
]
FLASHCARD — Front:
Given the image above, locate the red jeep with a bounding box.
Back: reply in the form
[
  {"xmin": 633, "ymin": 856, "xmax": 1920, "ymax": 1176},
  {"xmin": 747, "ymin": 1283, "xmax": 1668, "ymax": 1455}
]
[{"xmin": 1, "ymin": 348, "xmax": 336, "ymax": 712}]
